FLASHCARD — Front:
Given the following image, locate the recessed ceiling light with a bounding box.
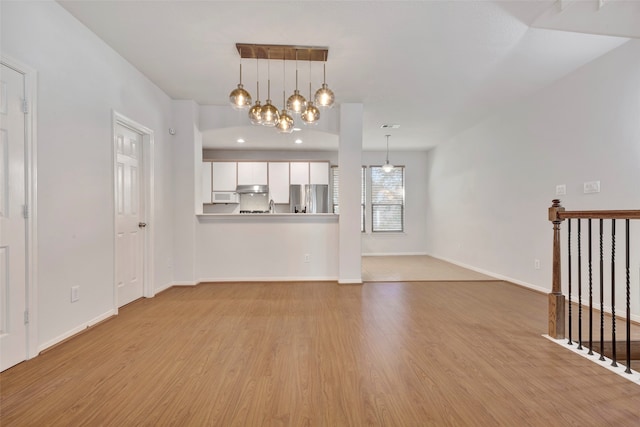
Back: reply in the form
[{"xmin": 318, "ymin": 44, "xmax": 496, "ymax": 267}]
[
  {"xmin": 381, "ymin": 124, "xmax": 400, "ymax": 129},
  {"xmin": 293, "ymin": 127, "xmax": 301, "ymax": 132},
  {"xmin": 237, "ymin": 138, "xmax": 245, "ymax": 144},
  {"xmin": 294, "ymin": 139, "xmax": 303, "ymax": 144}
]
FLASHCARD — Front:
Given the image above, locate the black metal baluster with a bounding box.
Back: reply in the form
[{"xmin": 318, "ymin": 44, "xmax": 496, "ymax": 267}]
[
  {"xmin": 568, "ymin": 219, "xmax": 573, "ymax": 345},
  {"xmin": 578, "ymin": 219, "xmax": 583, "ymax": 350},
  {"xmin": 588, "ymin": 219, "xmax": 593, "ymax": 355},
  {"xmin": 611, "ymin": 219, "xmax": 617, "ymax": 367},
  {"xmin": 625, "ymin": 219, "xmax": 631, "ymax": 374},
  {"xmin": 599, "ymin": 219, "xmax": 605, "ymax": 361}
]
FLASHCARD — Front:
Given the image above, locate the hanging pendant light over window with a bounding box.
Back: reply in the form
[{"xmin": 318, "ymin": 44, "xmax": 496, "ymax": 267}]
[
  {"xmin": 314, "ymin": 52, "xmax": 335, "ymax": 108},
  {"xmin": 229, "ymin": 48, "xmax": 252, "ymax": 110},
  {"xmin": 382, "ymin": 134, "xmax": 395, "ymax": 173},
  {"xmin": 286, "ymin": 50, "xmax": 307, "ymax": 114},
  {"xmin": 248, "ymin": 56, "xmax": 262, "ymax": 125},
  {"xmin": 276, "ymin": 57, "xmax": 294, "ymax": 134},
  {"xmin": 260, "ymin": 48, "xmax": 280, "ymax": 127},
  {"xmin": 301, "ymin": 56, "xmax": 320, "ymax": 126}
]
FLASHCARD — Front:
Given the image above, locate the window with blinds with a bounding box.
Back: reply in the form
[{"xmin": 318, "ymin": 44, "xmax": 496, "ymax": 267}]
[
  {"xmin": 331, "ymin": 166, "xmax": 365, "ymax": 232},
  {"xmin": 370, "ymin": 166, "xmax": 404, "ymax": 232}
]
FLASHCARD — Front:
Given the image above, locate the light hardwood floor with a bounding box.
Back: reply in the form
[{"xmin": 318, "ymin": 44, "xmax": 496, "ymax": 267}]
[
  {"xmin": 362, "ymin": 255, "xmax": 496, "ymax": 282},
  {"xmin": 1, "ymin": 281, "xmax": 639, "ymax": 426}
]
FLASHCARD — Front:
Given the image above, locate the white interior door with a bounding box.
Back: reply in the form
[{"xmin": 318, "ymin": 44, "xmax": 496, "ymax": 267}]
[
  {"xmin": 115, "ymin": 123, "xmax": 144, "ymax": 307},
  {"xmin": 0, "ymin": 63, "xmax": 27, "ymax": 371}
]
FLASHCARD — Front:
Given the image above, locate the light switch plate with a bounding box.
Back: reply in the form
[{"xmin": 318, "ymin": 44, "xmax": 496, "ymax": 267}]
[
  {"xmin": 583, "ymin": 181, "xmax": 600, "ymax": 194},
  {"xmin": 555, "ymin": 184, "xmax": 566, "ymax": 196}
]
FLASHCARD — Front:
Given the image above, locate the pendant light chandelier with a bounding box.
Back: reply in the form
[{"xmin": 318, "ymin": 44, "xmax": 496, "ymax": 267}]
[
  {"xmin": 259, "ymin": 48, "xmax": 279, "ymax": 127},
  {"xmin": 229, "ymin": 48, "xmax": 251, "ymax": 110},
  {"xmin": 314, "ymin": 52, "xmax": 335, "ymax": 108},
  {"xmin": 230, "ymin": 43, "xmax": 335, "ymax": 136},
  {"xmin": 301, "ymin": 57, "xmax": 320, "ymax": 125},
  {"xmin": 287, "ymin": 51, "xmax": 307, "ymax": 114},
  {"xmin": 382, "ymin": 135, "xmax": 395, "ymax": 173},
  {"xmin": 276, "ymin": 57, "xmax": 294, "ymax": 134},
  {"xmin": 248, "ymin": 56, "xmax": 262, "ymax": 125}
]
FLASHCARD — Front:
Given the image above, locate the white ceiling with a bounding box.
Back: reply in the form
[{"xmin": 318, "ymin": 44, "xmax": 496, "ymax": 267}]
[{"xmin": 57, "ymin": 0, "xmax": 637, "ymax": 151}]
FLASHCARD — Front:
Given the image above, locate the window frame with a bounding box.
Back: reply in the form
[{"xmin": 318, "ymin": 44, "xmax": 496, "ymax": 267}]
[{"xmin": 370, "ymin": 165, "xmax": 405, "ymax": 233}]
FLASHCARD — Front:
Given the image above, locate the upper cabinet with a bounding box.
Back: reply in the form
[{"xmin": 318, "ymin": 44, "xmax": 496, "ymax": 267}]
[
  {"xmin": 268, "ymin": 162, "xmax": 290, "ymax": 203},
  {"xmin": 289, "ymin": 162, "xmax": 309, "ymax": 185},
  {"xmin": 212, "ymin": 162, "xmax": 237, "ymax": 191},
  {"xmin": 237, "ymin": 162, "xmax": 268, "ymax": 185},
  {"xmin": 290, "ymin": 161, "xmax": 329, "ymax": 185},
  {"xmin": 310, "ymin": 162, "xmax": 329, "ymax": 185}
]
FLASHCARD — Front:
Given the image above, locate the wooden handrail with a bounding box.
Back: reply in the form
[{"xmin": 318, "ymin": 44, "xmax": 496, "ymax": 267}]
[
  {"xmin": 547, "ymin": 200, "xmax": 639, "ymax": 340},
  {"xmin": 558, "ymin": 210, "xmax": 640, "ymax": 220}
]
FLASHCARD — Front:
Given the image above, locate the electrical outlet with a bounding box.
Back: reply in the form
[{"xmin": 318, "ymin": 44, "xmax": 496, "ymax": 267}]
[
  {"xmin": 304, "ymin": 254, "xmax": 310, "ymax": 263},
  {"xmin": 583, "ymin": 180, "xmax": 600, "ymax": 194},
  {"xmin": 534, "ymin": 259, "xmax": 541, "ymax": 270},
  {"xmin": 71, "ymin": 286, "xmax": 80, "ymax": 302}
]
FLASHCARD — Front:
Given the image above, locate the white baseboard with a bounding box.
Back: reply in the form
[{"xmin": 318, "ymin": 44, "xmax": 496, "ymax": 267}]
[
  {"xmin": 338, "ymin": 279, "xmax": 363, "ymax": 285},
  {"xmin": 427, "ymin": 253, "xmax": 549, "ymax": 294},
  {"xmin": 362, "ymin": 252, "xmax": 429, "ymax": 257},
  {"xmin": 543, "ymin": 335, "xmax": 640, "ymax": 385},
  {"xmin": 198, "ymin": 276, "xmax": 339, "ymax": 283},
  {"xmin": 38, "ymin": 309, "xmax": 116, "ymax": 354},
  {"xmin": 170, "ymin": 281, "xmax": 198, "ymax": 287}
]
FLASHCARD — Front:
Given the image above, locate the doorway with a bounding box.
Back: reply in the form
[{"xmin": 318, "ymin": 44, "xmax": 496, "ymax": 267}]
[
  {"xmin": 112, "ymin": 113, "xmax": 154, "ymax": 309},
  {"xmin": 0, "ymin": 58, "xmax": 37, "ymax": 371}
]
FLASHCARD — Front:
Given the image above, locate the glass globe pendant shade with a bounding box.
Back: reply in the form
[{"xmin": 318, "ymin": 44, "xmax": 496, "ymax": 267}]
[
  {"xmin": 287, "ymin": 90, "xmax": 307, "ymax": 114},
  {"xmin": 276, "ymin": 109, "xmax": 294, "ymax": 134},
  {"xmin": 301, "ymin": 101, "xmax": 320, "ymax": 125},
  {"xmin": 382, "ymin": 135, "xmax": 394, "ymax": 172},
  {"xmin": 314, "ymin": 83, "xmax": 335, "ymax": 108},
  {"xmin": 248, "ymin": 101, "xmax": 262, "ymax": 125},
  {"xmin": 229, "ymin": 84, "xmax": 251, "ymax": 110},
  {"xmin": 260, "ymin": 100, "xmax": 279, "ymax": 127}
]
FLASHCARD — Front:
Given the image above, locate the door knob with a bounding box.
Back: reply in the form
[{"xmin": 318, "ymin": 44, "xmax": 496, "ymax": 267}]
[{"xmin": 138, "ymin": 222, "xmax": 147, "ymax": 228}]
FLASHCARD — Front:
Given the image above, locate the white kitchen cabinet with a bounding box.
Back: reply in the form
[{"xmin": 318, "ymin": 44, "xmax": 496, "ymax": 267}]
[
  {"xmin": 309, "ymin": 162, "xmax": 329, "ymax": 185},
  {"xmin": 268, "ymin": 162, "xmax": 290, "ymax": 203},
  {"xmin": 212, "ymin": 161, "xmax": 237, "ymax": 191},
  {"xmin": 237, "ymin": 162, "xmax": 268, "ymax": 185},
  {"xmin": 289, "ymin": 162, "xmax": 309, "ymax": 185},
  {"xmin": 201, "ymin": 161, "xmax": 212, "ymax": 204}
]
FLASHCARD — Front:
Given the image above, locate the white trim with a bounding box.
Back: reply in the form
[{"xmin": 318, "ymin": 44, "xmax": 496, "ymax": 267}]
[
  {"xmin": 112, "ymin": 111, "xmax": 156, "ymax": 312},
  {"xmin": 427, "ymin": 253, "xmax": 549, "ymax": 294},
  {"xmin": 37, "ymin": 309, "xmax": 116, "ymax": 354},
  {"xmin": 198, "ymin": 277, "xmax": 339, "ymax": 283},
  {"xmin": 362, "ymin": 252, "xmax": 429, "ymax": 257},
  {"xmin": 170, "ymin": 281, "xmax": 198, "ymax": 287},
  {"xmin": 543, "ymin": 335, "xmax": 640, "ymax": 385},
  {"xmin": 338, "ymin": 279, "xmax": 363, "ymax": 285},
  {"xmin": 1, "ymin": 55, "xmax": 39, "ymax": 360}
]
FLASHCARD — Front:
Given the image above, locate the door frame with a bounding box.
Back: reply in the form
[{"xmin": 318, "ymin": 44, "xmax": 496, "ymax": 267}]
[
  {"xmin": 112, "ymin": 111, "xmax": 155, "ymax": 312},
  {"xmin": 1, "ymin": 55, "xmax": 39, "ymax": 360}
]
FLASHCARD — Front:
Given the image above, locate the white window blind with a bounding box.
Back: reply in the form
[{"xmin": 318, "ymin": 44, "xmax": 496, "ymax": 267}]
[
  {"xmin": 331, "ymin": 166, "xmax": 365, "ymax": 232},
  {"xmin": 371, "ymin": 166, "xmax": 404, "ymax": 232}
]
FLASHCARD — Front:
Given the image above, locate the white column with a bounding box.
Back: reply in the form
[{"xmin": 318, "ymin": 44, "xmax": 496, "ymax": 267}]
[
  {"xmin": 171, "ymin": 100, "xmax": 199, "ymax": 284},
  {"xmin": 338, "ymin": 104, "xmax": 363, "ymax": 284}
]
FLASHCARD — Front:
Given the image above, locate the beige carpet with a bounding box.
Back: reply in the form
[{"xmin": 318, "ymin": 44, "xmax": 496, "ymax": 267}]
[{"xmin": 362, "ymin": 255, "xmax": 497, "ymax": 282}]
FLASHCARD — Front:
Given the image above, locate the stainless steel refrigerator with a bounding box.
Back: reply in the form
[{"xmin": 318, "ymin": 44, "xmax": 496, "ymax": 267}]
[{"xmin": 289, "ymin": 184, "xmax": 329, "ymax": 213}]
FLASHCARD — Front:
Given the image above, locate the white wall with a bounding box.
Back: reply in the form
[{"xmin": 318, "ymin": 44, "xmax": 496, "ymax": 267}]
[
  {"xmin": 425, "ymin": 40, "xmax": 640, "ymax": 318},
  {"xmin": 1, "ymin": 2, "xmax": 175, "ymax": 349}
]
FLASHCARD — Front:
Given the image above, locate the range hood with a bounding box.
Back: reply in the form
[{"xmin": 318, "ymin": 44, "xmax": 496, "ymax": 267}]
[{"xmin": 235, "ymin": 184, "xmax": 269, "ymax": 194}]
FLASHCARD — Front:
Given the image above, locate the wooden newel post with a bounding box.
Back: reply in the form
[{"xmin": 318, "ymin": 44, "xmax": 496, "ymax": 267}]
[{"xmin": 548, "ymin": 199, "xmax": 565, "ymax": 339}]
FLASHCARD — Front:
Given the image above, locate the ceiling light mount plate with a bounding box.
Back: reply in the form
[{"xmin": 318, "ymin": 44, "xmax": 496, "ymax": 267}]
[
  {"xmin": 381, "ymin": 124, "xmax": 400, "ymax": 129},
  {"xmin": 236, "ymin": 43, "xmax": 329, "ymax": 61}
]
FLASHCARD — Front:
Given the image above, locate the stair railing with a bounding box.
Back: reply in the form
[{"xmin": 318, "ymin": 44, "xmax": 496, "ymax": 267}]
[{"xmin": 548, "ymin": 199, "xmax": 640, "ymax": 373}]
